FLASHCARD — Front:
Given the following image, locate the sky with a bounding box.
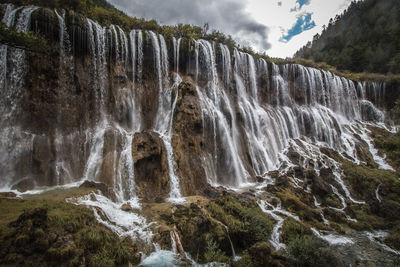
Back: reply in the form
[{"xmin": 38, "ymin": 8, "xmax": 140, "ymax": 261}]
[{"xmin": 107, "ymin": 0, "xmax": 354, "ymax": 58}]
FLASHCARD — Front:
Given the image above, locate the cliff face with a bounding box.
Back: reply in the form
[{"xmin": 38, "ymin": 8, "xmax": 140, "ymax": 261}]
[{"xmin": 0, "ymin": 4, "xmax": 399, "ymax": 204}]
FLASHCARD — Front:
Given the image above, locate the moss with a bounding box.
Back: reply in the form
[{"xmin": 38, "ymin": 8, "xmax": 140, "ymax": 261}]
[
  {"xmin": 0, "ymin": 190, "xmax": 140, "ymax": 267},
  {"xmin": 281, "ymin": 219, "xmax": 312, "ymax": 245},
  {"xmin": 208, "ymin": 195, "xmax": 274, "ymax": 249},
  {"xmin": 275, "ymin": 189, "xmax": 320, "ymax": 224},
  {"xmin": 372, "ymin": 129, "xmax": 400, "ymax": 172}
]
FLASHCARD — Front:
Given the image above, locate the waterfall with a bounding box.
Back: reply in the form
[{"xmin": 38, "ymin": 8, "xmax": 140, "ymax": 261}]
[
  {"xmin": 0, "ymin": 4, "xmax": 21, "ymax": 92},
  {"xmin": 223, "ymin": 225, "xmax": 241, "ymax": 261},
  {"xmin": 87, "ymin": 18, "xmax": 107, "ymax": 110},
  {"xmin": 150, "ymin": 32, "xmax": 184, "ymax": 203},
  {"xmin": 82, "ymin": 123, "xmax": 107, "ymax": 182},
  {"xmin": 258, "ymin": 199, "xmax": 300, "ymax": 251},
  {"xmin": 0, "ymin": 6, "xmax": 395, "ymax": 200},
  {"xmin": 54, "ymin": 9, "xmax": 68, "ymax": 50},
  {"xmin": 6, "ymin": 6, "xmax": 38, "ymax": 118},
  {"xmin": 173, "ymin": 37, "xmax": 182, "ymax": 73},
  {"xmin": 129, "ymin": 30, "xmax": 136, "ymax": 84},
  {"xmin": 110, "ymin": 25, "xmax": 119, "ymax": 62},
  {"xmin": 220, "ymin": 44, "xmax": 231, "ymax": 88},
  {"xmin": 137, "ymin": 30, "xmax": 143, "ymax": 88},
  {"xmin": 195, "ymin": 40, "xmax": 249, "ymax": 186},
  {"xmin": 117, "ymin": 26, "xmax": 129, "ymax": 68}
]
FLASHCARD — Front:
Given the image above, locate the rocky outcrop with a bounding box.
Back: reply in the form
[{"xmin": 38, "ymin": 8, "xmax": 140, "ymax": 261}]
[
  {"xmin": 172, "ymin": 80, "xmax": 208, "ymax": 195},
  {"xmin": 132, "ymin": 131, "xmax": 170, "ymax": 202}
]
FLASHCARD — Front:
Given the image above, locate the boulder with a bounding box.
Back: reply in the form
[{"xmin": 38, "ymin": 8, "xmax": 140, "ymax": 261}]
[
  {"xmin": 120, "ymin": 204, "xmax": 133, "ymax": 212},
  {"xmin": 79, "ymin": 180, "xmax": 115, "ymax": 200},
  {"xmin": 132, "ymin": 131, "xmax": 170, "ymax": 202}
]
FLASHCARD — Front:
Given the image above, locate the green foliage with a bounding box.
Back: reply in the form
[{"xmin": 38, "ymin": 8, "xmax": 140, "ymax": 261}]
[
  {"xmin": 0, "ymin": 22, "xmax": 48, "ymax": 53},
  {"xmin": 203, "ymin": 239, "xmax": 230, "ymax": 263},
  {"xmin": 294, "ymin": 0, "xmax": 400, "ymax": 74},
  {"xmin": 288, "ymin": 235, "xmax": 343, "ymax": 267}
]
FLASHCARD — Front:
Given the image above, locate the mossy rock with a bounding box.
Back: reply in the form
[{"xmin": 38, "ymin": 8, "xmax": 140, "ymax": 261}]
[
  {"xmin": 0, "ymin": 197, "xmax": 140, "ymax": 267},
  {"xmin": 288, "ymin": 235, "xmax": 343, "ymax": 267},
  {"xmin": 281, "ymin": 218, "xmax": 312, "ymax": 244},
  {"xmin": 385, "ymin": 224, "xmax": 400, "ymax": 251}
]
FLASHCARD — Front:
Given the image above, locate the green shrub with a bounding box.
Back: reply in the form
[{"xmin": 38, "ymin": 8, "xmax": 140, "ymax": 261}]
[
  {"xmin": 203, "ymin": 239, "xmax": 230, "ymax": 263},
  {"xmin": 288, "ymin": 235, "xmax": 343, "ymax": 267}
]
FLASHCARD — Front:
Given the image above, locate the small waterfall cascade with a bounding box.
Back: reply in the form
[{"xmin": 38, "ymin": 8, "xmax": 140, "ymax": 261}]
[
  {"xmin": 0, "ymin": 4, "xmax": 21, "ymax": 102},
  {"xmin": 222, "ymin": 225, "xmax": 241, "ymax": 261},
  {"xmin": 258, "ymin": 199, "xmax": 300, "ymax": 251},
  {"xmin": 150, "ymin": 32, "xmax": 184, "ymax": 202},
  {"xmin": 5, "ymin": 5, "xmax": 38, "ymax": 119}
]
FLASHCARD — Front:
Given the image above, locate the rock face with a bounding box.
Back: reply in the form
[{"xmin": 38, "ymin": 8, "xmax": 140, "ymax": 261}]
[
  {"xmin": 172, "ymin": 81, "xmax": 208, "ymax": 195},
  {"xmin": 132, "ymin": 131, "xmax": 170, "ymax": 202},
  {"xmin": 0, "ymin": 4, "xmax": 399, "ymax": 205}
]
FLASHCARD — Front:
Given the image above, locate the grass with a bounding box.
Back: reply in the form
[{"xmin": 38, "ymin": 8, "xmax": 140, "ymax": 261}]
[{"xmin": 0, "ymin": 188, "xmax": 140, "ymax": 266}]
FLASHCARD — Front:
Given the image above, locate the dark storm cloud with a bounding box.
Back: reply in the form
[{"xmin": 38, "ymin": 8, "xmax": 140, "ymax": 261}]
[{"xmin": 107, "ymin": 0, "xmax": 271, "ymax": 50}]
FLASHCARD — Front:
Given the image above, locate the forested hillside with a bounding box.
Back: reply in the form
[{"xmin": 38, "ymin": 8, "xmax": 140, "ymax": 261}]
[{"xmin": 294, "ymin": 0, "xmax": 400, "ymax": 74}]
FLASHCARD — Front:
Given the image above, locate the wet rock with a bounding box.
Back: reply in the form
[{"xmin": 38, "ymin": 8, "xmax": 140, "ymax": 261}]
[
  {"xmin": 11, "ymin": 178, "xmax": 36, "ymax": 193},
  {"xmin": 99, "ymin": 127, "xmax": 124, "ymax": 182},
  {"xmin": 172, "ymin": 81, "xmax": 208, "ymax": 196},
  {"xmin": 203, "ymin": 185, "xmax": 224, "ymax": 198},
  {"xmin": 354, "ymin": 140, "xmax": 378, "ymax": 168},
  {"xmin": 120, "ymin": 204, "xmax": 132, "ymax": 212},
  {"xmin": 310, "ymin": 169, "xmax": 332, "ymax": 198},
  {"xmin": 132, "ymin": 131, "xmax": 170, "ymax": 202},
  {"xmin": 255, "ymin": 175, "xmax": 265, "ymax": 183},
  {"xmin": 79, "ymin": 180, "xmax": 115, "ymax": 200}
]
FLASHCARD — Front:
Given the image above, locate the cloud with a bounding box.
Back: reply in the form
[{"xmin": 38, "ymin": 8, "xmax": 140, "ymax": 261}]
[
  {"xmin": 280, "ymin": 12, "xmax": 316, "ymax": 42},
  {"xmin": 106, "ymin": 0, "xmax": 271, "ymax": 50}
]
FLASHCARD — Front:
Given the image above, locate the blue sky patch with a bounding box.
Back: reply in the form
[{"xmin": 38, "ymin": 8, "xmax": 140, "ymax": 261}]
[
  {"xmin": 290, "ymin": 0, "xmax": 310, "ymax": 12},
  {"xmin": 280, "ymin": 13, "xmax": 316, "ymax": 42}
]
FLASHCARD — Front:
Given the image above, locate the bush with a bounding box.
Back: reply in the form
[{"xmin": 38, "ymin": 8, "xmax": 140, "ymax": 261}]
[
  {"xmin": 203, "ymin": 239, "xmax": 230, "ymax": 263},
  {"xmin": 288, "ymin": 235, "xmax": 343, "ymax": 267}
]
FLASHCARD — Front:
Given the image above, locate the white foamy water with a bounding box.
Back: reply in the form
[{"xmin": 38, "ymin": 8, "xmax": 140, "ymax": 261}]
[
  {"xmin": 311, "ymin": 228, "xmax": 354, "ymax": 246},
  {"xmin": 68, "ymin": 192, "xmax": 154, "ymax": 242}
]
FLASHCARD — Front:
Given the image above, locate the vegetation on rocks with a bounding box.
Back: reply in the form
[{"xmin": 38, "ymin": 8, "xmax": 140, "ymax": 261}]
[
  {"xmin": 288, "ymin": 235, "xmax": 343, "ymax": 267},
  {"xmin": 0, "ymin": 189, "xmax": 140, "ymax": 267},
  {"xmin": 0, "ymin": 21, "xmax": 48, "ymax": 53}
]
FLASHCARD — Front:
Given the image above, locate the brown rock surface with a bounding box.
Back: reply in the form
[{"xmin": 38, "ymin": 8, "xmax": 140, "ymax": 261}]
[
  {"xmin": 172, "ymin": 81, "xmax": 208, "ymax": 196},
  {"xmin": 132, "ymin": 131, "xmax": 170, "ymax": 202}
]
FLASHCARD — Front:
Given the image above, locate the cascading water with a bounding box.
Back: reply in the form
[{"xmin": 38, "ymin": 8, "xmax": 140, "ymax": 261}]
[
  {"xmin": 150, "ymin": 31, "xmax": 184, "ymax": 203},
  {"xmin": 0, "ymin": 7, "xmax": 399, "ymax": 262},
  {"xmin": 0, "ymin": 6, "xmax": 395, "ymax": 195},
  {"xmin": 0, "ymin": 4, "xmax": 21, "ymax": 106}
]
